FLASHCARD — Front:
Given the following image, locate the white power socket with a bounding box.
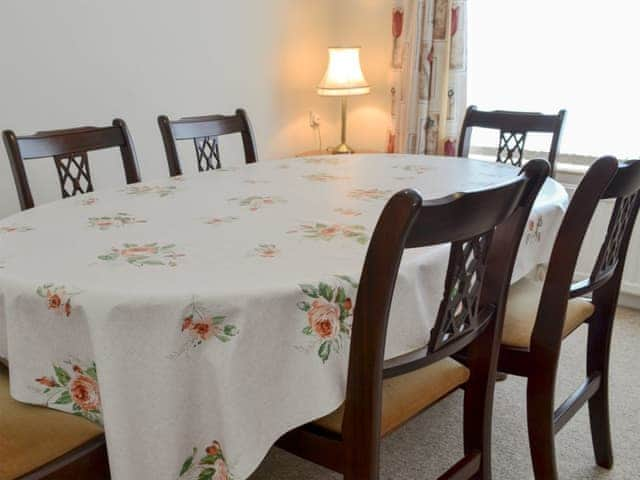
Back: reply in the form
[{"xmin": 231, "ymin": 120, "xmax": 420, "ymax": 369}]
[{"xmin": 309, "ymin": 111, "xmax": 321, "ymax": 129}]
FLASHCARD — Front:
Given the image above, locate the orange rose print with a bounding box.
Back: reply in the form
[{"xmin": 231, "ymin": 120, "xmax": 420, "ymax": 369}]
[
  {"xmin": 295, "ymin": 223, "xmax": 369, "ymax": 245},
  {"xmin": 182, "ymin": 315, "xmax": 193, "ymax": 332},
  {"xmin": 307, "ymin": 300, "xmax": 340, "ymax": 339},
  {"xmin": 70, "ymin": 374, "xmax": 101, "ymax": 412},
  {"xmin": 206, "ymin": 441, "xmax": 222, "ymax": 456},
  {"xmin": 36, "ymin": 376, "xmax": 57, "ymax": 387},
  {"xmin": 192, "ymin": 322, "xmax": 213, "ymax": 340},
  {"xmin": 47, "ymin": 293, "xmax": 62, "ymax": 310},
  {"xmin": 120, "ymin": 245, "xmax": 159, "ymax": 257},
  {"xmin": 170, "ymin": 301, "xmax": 238, "ymax": 359},
  {"xmin": 179, "ymin": 441, "xmax": 231, "ymax": 479},
  {"xmin": 99, "ymin": 243, "xmax": 184, "ymax": 267},
  {"xmin": 34, "ymin": 359, "xmax": 101, "ymax": 424},
  {"xmin": 297, "ymin": 277, "xmax": 358, "ymax": 362},
  {"xmin": 37, "ymin": 284, "xmax": 79, "ymax": 317}
]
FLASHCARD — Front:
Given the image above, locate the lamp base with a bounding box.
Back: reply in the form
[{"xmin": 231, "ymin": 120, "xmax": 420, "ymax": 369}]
[{"xmin": 331, "ymin": 143, "xmax": 354, "ymax": 155}]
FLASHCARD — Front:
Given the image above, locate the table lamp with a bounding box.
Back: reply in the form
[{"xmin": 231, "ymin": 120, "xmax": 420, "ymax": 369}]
[{"xmin": 317, "ymin": 47, "xmax": 370, "ymax": 154}]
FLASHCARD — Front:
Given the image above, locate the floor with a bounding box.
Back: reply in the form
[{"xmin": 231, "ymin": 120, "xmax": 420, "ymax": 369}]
[{"xmin": 249, "ymin": 307, "xmax": 640, "ymax": 479}]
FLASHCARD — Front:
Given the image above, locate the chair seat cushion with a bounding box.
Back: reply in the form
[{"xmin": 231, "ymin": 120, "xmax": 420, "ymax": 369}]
[
  {"xmin": 313, "ymin": 357, "xmax": 469, "ymax": 437},
  {"xmin": 502, "ymin": 277, "xmax": 595, "ymax": 349},
  {"xmin": 0, "ymin": 365, "xmax": 104, "ymax": 480}
]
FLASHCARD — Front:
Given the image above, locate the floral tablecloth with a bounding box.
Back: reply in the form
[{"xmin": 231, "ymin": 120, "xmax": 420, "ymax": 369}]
[{"xmin": 0, "ymin": 154, "xmax": 567, "ymax": 479}]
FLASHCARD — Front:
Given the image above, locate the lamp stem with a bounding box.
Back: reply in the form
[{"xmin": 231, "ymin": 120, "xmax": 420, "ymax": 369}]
[
  {"xmin": 333, "ymin": 96, "xmax": 353, "ymax": 154},
  {"xmin": 341, "ymin": 96, "xmax": 347, "ymax": 146}
]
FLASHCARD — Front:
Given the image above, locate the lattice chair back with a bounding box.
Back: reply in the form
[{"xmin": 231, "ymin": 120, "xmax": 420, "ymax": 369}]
[
  {"xmin": 587, "ymin": 159, "xmax": 640, "ymax": 290},
  {"xmin": 458, "ymin": 105, "xmax": 565, "ymax": 176},
  {"xmin": 158, "ymin": 109, "xmax": 258, "ymax": 177},
  {"xmin": 54, "ymin": 151, "xmax": 93, "ymax": 198},
  {"xmin": 193, "ymin": 135, "xmax": 221, "ymax": 172},
  {"xmin": 339, "ymin": 160, "xmax": 549, "ymax": 473},
  {"xmin": 428, "ymin": 231, "xmax": 493, "ymax": 354},
  {"xmin": 2, "ymin": 120, "xmax": 140, "ymax": 210},
  {"xmin": 400, "ymin": 173, "xmax": 532, "ymax": 363}
]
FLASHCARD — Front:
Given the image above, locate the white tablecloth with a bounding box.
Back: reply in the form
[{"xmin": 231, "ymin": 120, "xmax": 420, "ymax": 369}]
[{"xmin": 0, "ymin": 154, "xmax": 567, "ymax": 479}]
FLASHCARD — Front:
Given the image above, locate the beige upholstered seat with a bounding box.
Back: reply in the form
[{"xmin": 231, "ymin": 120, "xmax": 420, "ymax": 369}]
[
  {"xmin": 502, "ymin": 277, "xmax": 595, "ymax": 349},
  {"xmin": 0, "ymin": 365, "xmax": 104, "ymax": 480},
  {"xmin": 314, "ymin": 357, "xmax": 470, "ymax": 437}
]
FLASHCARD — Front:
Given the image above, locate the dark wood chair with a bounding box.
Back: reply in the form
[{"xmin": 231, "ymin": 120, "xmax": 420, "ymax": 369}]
[
  {"xmin": 498, "ymin": 157, "xmax": 640, "ymax": 478},
  {"xmin": 0, "ymin": 362, "xmax": 110, "ymax": 480},
  {"xmin": 2, "ymin": 120, "xmax": 140, "ymax": 211},
  {"xmin": 157, "ymin": 109, "xmax": 257, "ymax": 177},
  {"xmin": 458, "ymin": 105, "xmax": 566, "ymax": 176},
  {"xmin": 277, "ymin": 160, "xmax": 550, "ymax": 479}
]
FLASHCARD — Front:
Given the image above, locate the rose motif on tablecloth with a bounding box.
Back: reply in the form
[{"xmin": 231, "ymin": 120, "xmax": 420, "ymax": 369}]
[
  {"xmin": 252, "ymin": 244, "xmax": 280, "ymax": 258},
  {"xmin": 0, "ymin": 225, "xmax": 34, "ymax": 234},
  {"xmin": 98, "ymin": 243, "xmax": 184, "ymax": 267},
  {"xmin": 122, "ymin": 184, "xmax": 177, "ymax": 198},
  {"xmin": 347, "ymin": 188, "xmax": 392, "ymax": 201},
  {"xmin": 243, "ymin": 179, "xmax": 271, "ymax": 185},
  {"xmin": 296, "ymin": 276, "xmax": 358, "ymax": 363},
  {"xmin": 290, "ymin": 223, "xmax": 369, "ymax": 245},
  {"xmin": 34, "ymin": 359, "xmax": 101, "ymax": 424},
  {"xmin": 169, "ymin": 300, "xmax": 238, "ymax": 359},
  {"xmin": 227, "ymin": 195, "xmax": 287, "ymax": 212},
  {"xmin": 178, "ymin": 441, "xmax": 232, "ymax": 480},
  {"xmin": 393, "ymin": 176, "xmax": 414, "ymax": 181},
  {"xmin": 304, "ymin": 157, "xmax": 347, "ymax": 166},
  {"xmin": 204, "ymin": 216, "xmax": 239, "ymax": 225},
  {"xmin": 36, "ymin": 284, "xmax": 80, "ymax": 317},
  {"xmin": 303, "ymin": 172, "xmax": 352, "ymax": 182},
  {"xmin": 334, "ymin": 208, "xmax": 362, "ymax": 217},
  {"xmin": 393, "ymin": 164, "xmax": 430, "ymax": 175},
  {"xmin": 79, "ymin": 196, "xmax": 98, "ymax": 206},
  {"xmin": 88, "ymin": 212, "xmax": 146, "ymax": 230}
]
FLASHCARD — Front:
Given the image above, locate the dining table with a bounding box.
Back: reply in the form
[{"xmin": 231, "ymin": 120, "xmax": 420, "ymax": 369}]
[{"xmin": 0, "ymin": 153, "xmax": 568, "ymax": 480}]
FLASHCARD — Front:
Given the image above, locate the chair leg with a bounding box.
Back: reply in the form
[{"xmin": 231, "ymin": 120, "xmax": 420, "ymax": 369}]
[
  {"xmin": 343, "ymin": 464, "xmax": 377, "ymax": 480},
  {"xmin": 588, "ymin": 381, "xmax": 613, "ymax": 469},
  {"xmin": 462, "ymin": 382, "xmax": 493, "ymax": 480},
  {"xmin": 342, "ymin": 438, "xmax": 379, "ymax": 480},
  {"xmin": 526, "ymin": 375, "xmax": 559, "ymax": 480},
  {"xmin": 587, "ymin": 312, "xmax": 615, "ymax": 469}
]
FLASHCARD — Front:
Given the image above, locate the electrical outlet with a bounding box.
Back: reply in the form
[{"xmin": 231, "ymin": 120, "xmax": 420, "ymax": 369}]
[{"xmin": 309, "ymin": 111, "xmax": 321, "ymax": 129}]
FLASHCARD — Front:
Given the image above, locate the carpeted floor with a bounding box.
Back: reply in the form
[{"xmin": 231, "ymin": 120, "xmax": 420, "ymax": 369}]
[{"xmin": 249, "ymin": 307, "xmax": 639, "ymax": 479}]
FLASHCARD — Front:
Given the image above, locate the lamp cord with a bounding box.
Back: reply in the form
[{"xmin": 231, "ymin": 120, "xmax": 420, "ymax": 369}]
[{"xmin": 316, "ymin": 125, "xmax": 323, "ymax": 152}]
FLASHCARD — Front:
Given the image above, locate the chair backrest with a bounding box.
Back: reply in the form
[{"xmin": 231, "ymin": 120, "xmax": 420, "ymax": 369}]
[
  {"xmin": 458, "ymin": 105, "xmax": 566, "ymax": 176},
  {"xmin": 532, "ymin": 157, "xmax": 640, "ymax": 351},
  {"xmin": 340, "ymin": 160, "xmax": 549, "ymax": 459},
  {"xmin": 157, "ymin": 109, "xmax": 257, "ymax": 177},
  {"xmin": 2, "ymin": 119, "xmax": 140, "ymax": 210}
]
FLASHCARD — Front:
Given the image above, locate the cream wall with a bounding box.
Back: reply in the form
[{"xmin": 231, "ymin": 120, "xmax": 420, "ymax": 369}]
[{"xmin": 0, "ymin": 0, "xmax": 343, "ymax": 217}]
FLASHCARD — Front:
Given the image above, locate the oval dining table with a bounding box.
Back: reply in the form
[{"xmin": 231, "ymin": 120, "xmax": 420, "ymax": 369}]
[{"xmin": 0, "ymin": 154, "xmax": 568, "ymax": 480}]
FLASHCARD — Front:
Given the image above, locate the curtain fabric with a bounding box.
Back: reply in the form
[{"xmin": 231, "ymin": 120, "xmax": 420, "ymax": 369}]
[{"xmin": 388, "ymin": 0, "xmax": 468, "ymax": 155}]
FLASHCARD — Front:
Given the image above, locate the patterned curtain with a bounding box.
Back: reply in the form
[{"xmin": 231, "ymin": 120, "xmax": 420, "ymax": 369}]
[{"xmin": 388, "ymin": 0, "xmax": 468, "ymax": 155}]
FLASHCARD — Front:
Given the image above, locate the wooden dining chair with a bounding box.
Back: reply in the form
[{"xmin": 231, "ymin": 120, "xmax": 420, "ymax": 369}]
[
  {"xmin": 458, "ymin": 105, "xmax": 566, "ymax": 176},
  {"xmin": 2, "ymin": 120, "xmax": 141, "ymax": 211},
  {"xmin": 498, "ymin": 157, "xmax": 640, "ymax": 479},
  {"xmin": 0, "ymin": 362, "xmax": 109, "ymax": 480},
  {"xmin": 277, "ymin": 160, "xmax": 550, "ymax": 479},
  {"xmin": 157, "ymin": 109, "xmax": 257, "ymax": 177}
]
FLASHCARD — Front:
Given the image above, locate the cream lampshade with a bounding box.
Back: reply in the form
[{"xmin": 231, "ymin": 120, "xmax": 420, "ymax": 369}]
[{"xmin": 317, "ymin": 47, "xmax": 370, "ymax": 154}]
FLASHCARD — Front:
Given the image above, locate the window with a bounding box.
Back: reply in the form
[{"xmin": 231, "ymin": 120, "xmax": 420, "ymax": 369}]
[{"xmin": 467, "ymin": 0, "xmax": 639, "ymax": 162}]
